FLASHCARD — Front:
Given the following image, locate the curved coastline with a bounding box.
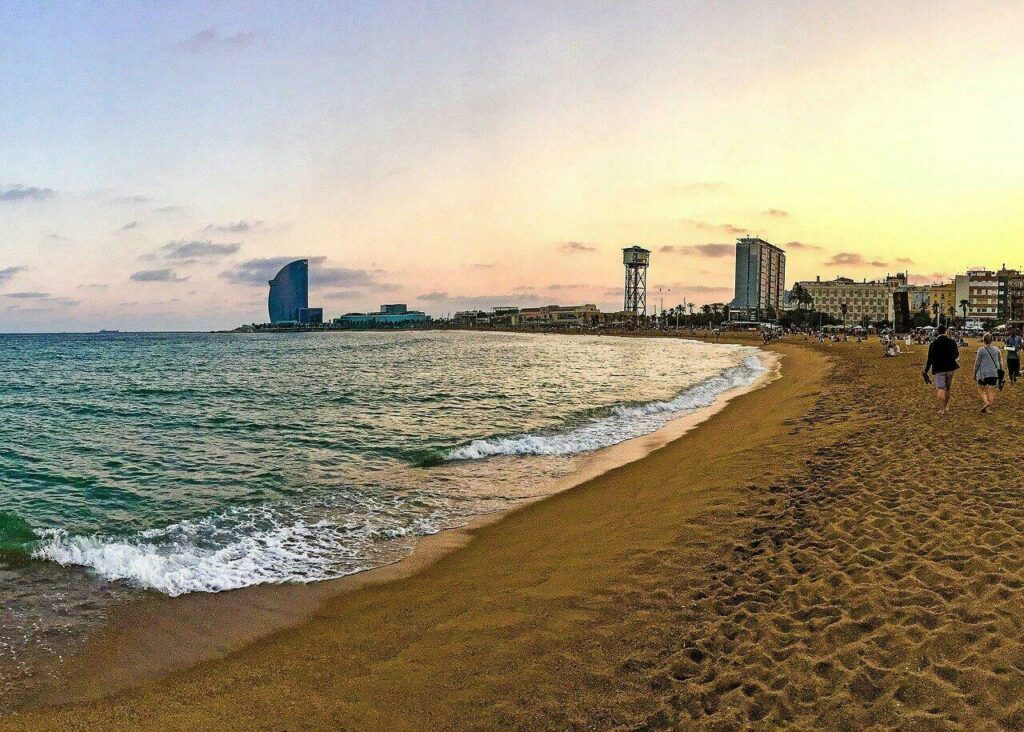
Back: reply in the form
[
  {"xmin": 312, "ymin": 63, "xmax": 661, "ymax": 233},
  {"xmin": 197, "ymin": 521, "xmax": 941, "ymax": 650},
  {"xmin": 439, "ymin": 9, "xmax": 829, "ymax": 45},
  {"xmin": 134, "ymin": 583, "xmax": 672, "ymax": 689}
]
[{"xmin": 6, "ymin": 342, "xmax": 782, "ymax": 716}]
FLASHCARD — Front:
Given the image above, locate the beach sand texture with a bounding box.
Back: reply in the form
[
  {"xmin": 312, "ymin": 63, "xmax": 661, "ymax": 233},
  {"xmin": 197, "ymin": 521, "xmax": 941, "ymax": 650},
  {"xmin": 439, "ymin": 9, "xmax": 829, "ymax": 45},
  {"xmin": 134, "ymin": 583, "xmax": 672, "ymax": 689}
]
[{"xmin": 7, "ymin": 338, "xmax": 1024, "ymax": 730}]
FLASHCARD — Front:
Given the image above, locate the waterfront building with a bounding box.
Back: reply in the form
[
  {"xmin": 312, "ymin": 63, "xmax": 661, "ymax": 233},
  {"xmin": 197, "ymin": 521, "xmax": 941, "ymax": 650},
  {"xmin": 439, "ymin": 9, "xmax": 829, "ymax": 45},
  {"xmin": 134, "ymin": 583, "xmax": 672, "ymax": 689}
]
[
  {"xmin": 930, "ymin": 276, "xmax": 969, "ymax": 321},
  {"xmin": 268, "ymin": 259, "xmax": 310, "ymax": 323},
  {"xmin": 517, "ymin": 304, "xmax": 600, "ymax": 327},
  {"xmin": 967, "ymin": 269, "xmax": 999, "ymax": 321},
  {"xmin": 997, "ymin": 266, "xmax": 1024, "ymax": 321},
  {"xmin": 728, "ymin": 238, "xmax": 786, "ymax": 321},
  {"xmin": 799, "ymin": 273, "xmax": 907, "ymax": 325},
  {"xmin": 334, "ymin": 307, "xmax": 430, "ymax": 329},
  {"xmin": 906, "ymin": 285, "xmax": 931, "ymax": 314},
  {"xmin": 296, "ymin": 308, "xmax": 323, "ymax": 325}
]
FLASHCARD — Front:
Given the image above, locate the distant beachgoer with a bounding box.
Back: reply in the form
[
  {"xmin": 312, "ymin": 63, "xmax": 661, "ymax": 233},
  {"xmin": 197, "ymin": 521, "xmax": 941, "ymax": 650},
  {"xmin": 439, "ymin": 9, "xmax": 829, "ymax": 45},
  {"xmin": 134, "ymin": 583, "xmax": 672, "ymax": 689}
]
[
  {"xmin": 975, "ymin": 332, "xmax": 1003, "ymax": 413},
  {"xmin": 922, "ymin": 325, "xmax": 960, "ymax": 414},
  {"xmin": 1005, "ymin": 330, "xmax": 1022, "ymax": 384}
]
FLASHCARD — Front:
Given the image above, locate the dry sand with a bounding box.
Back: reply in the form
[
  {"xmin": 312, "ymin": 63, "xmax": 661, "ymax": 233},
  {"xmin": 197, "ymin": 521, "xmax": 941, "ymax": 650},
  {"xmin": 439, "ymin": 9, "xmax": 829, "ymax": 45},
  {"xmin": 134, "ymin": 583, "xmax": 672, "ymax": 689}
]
[{"xmin": 6, "ymin": 337, "xmax": 1024, "ymax": 730}]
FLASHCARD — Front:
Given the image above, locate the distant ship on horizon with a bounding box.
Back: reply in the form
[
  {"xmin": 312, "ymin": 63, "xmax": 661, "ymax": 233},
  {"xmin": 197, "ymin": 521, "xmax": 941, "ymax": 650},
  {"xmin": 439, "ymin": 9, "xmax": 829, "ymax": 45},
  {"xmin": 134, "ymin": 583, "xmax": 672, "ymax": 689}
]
[{"xmin": 98, "ymin": 329, "xmax": 120, "ymax": 333}]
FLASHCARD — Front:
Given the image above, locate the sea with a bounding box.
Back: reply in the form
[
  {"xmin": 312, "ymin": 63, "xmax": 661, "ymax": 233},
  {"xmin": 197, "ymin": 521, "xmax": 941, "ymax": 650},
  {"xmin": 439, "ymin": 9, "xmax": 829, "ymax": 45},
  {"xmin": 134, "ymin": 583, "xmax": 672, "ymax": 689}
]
[{"xmin": 0, "ymin": 330, "xmax": 764, "ymax": 702}]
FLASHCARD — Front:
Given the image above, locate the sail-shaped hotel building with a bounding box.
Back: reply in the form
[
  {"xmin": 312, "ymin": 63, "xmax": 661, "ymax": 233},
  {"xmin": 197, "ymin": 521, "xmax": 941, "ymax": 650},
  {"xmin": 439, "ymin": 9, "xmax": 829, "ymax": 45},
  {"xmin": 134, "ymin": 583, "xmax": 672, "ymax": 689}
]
[{"xmin": 268, "ymin": 259, "xmax": 310, "ymax": 323}]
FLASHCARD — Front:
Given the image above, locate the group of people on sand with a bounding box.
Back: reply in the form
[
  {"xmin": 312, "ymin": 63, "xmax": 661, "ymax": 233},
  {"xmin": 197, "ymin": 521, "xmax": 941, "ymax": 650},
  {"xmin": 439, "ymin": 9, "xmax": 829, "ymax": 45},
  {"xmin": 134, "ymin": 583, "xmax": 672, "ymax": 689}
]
[{"xmin": 922, "ymin": 325, "xmax": 1023, "ymax": 414}]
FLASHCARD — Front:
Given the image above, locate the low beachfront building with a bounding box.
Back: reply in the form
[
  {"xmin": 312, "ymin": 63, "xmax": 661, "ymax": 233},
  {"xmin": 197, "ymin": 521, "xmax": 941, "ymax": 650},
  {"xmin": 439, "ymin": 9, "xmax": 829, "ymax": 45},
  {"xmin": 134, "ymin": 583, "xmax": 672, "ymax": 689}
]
[
  {"xmin": 334, "ymin": 304, "xmax": 430, "ymax": 329},
  {"xmin": 517, "ymin": 304, "xmax": 600, "ymax": 327},
  {"xmin": 798, "ymin": 273, "xmax": 907, "ymax": 325},
  {"xmin": 930, "ymin": 276, "xmax": 969, "ymax": 321}
]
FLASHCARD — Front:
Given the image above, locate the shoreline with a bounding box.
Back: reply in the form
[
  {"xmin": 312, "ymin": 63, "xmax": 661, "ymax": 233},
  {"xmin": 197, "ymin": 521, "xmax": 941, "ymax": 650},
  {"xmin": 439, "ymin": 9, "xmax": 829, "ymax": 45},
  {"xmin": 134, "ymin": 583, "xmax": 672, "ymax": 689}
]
[
  {"xmin": 8, "ymin": 339, "xmax": 780, "ymax": 715},
  {"xmin": 4, "ymin": 338, "xmax": 832, "ymax": 730}
]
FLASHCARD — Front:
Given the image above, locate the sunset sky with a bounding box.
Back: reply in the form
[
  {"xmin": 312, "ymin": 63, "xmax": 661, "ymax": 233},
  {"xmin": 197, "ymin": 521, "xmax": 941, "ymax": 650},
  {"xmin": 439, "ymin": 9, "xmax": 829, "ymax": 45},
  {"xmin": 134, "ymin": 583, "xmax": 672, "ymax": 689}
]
[{"xmin": 2, "ymin": 0, "xmax": 1023, "ymax": 331}]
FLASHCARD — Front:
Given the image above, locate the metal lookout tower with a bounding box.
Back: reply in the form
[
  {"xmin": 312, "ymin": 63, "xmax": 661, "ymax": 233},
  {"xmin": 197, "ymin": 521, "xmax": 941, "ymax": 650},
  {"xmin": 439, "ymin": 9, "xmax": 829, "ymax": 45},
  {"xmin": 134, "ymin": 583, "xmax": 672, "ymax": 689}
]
[{"xmin": 622, "ymin": 245, "xmax": 651, "ymax": 320}]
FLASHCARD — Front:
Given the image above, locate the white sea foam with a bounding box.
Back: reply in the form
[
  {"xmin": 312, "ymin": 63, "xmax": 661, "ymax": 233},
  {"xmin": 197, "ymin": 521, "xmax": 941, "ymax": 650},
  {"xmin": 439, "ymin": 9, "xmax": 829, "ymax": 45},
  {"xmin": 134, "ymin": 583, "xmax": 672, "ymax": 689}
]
[
  {"xmin": 32, "ymin": 508, "xmax": 441, "ymax": 596},
  {"xmin": 444, "ymin": 353, "xmax": 766, "ymax": 461}
]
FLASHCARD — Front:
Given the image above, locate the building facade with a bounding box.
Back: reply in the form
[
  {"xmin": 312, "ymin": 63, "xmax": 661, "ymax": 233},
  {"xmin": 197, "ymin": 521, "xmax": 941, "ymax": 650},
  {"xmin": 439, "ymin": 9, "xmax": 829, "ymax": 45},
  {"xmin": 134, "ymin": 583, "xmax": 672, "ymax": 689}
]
[
  {"xmin": 517, "ymin": 304, "xmax": 600, "ymax": 327},
  {"xmin": 997, "ymin": 267, "xmax": 1024, "ymax": 321},
  {"xmin": 268, "ymin": 259, "xmax": 309, "ymax": 323},
  {"xmin": 728, "ymin": 238, "xmax": 786, "ymax": 320},
  {"xmin": 967, "ymin": 269, "xmax": 999, "ymax": 321},
  {"xmin": 334, "ymin": 305, "xmax": 430, "ymax": 328},
  {"xmin": 799, "ymin": 273, "xmax": 907, "ymax": 325}
]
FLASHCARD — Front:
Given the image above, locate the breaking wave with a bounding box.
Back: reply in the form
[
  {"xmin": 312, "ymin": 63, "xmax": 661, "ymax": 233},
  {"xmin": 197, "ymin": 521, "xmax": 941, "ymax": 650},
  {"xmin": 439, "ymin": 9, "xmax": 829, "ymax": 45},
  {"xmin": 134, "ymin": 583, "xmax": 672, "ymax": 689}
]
[
  {"xmin": 444, "ymin": 353, "xmax": 766, "ymax": 461},
  {"xmin": 31, "ymin": 506, "xmax": 442, "ymax": 597}
]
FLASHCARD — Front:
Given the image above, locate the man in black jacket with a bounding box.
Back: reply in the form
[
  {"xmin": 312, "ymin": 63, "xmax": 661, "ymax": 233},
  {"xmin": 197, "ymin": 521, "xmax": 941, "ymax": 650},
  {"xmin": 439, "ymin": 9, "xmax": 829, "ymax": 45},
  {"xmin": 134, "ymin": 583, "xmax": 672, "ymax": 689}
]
[{"xmin": 922, "ymin": 325, "xmax": 960, "ymax": 414}]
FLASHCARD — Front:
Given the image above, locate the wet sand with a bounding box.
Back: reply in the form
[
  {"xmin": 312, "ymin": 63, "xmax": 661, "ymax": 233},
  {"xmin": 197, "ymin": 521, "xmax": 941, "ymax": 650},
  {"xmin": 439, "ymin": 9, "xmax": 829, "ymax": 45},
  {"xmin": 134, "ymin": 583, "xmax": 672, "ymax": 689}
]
[{"xmin": 7, "ymin": 337, "xmax": 1024, "ymax": 729}]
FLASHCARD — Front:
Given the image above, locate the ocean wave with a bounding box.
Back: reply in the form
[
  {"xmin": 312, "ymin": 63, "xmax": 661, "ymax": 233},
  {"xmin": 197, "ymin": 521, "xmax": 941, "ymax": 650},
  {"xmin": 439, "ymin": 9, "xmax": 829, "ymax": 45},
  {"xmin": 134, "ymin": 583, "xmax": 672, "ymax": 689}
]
[
  {"xmin": 0, "ymin": 510, "xmax": 36, "ymax": 558},
  {"xmin": 444, "ymin": 353, "xmax": 765, "ymax": 461},
  {"xmin": 30, "ymin": 507, "xmax": 444, "ymax": 596}
]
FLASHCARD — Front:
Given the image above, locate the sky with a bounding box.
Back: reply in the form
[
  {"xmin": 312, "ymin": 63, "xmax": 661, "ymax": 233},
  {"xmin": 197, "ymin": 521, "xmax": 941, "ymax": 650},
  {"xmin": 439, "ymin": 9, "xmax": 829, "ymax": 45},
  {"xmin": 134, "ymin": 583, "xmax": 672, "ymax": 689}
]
[{"xmin": 1, "ymin": 0, "xmax": 1023, "ymax": 331}]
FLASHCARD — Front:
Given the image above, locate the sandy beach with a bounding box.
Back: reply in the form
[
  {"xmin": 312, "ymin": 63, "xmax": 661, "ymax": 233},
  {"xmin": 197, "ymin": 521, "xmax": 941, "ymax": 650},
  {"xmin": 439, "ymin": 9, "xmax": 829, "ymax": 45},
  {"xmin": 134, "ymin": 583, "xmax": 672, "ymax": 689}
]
[{"xmin": 7, "ymin": 336, "xmax": 1024, "ymax": 730}]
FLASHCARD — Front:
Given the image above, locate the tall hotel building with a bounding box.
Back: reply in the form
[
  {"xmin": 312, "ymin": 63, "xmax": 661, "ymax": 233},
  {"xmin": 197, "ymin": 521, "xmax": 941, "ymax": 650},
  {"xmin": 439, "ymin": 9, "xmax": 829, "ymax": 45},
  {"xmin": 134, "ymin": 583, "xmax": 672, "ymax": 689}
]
[{"xmin": 728, "ymin": 238, "xmax": 786, "ymax": 320}]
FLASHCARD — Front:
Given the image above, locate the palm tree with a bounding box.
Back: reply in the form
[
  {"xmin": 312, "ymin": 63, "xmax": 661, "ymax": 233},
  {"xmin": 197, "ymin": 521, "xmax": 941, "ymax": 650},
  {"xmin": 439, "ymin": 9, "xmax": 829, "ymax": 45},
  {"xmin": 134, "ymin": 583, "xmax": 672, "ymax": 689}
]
[
  {"xmin": 791, "ymin": 283, "xmax": 807, "ymax": 311},
  {"xmin": 931, "ymin": 301, "xmax": 940, "ymax": 326},
  {"xmin": 960, "ymin": 299, "xmax": 969, "ymax": 324},
  {"xmin": 840, "ymin": 302, "xmax": 848, "ymax": 326}
]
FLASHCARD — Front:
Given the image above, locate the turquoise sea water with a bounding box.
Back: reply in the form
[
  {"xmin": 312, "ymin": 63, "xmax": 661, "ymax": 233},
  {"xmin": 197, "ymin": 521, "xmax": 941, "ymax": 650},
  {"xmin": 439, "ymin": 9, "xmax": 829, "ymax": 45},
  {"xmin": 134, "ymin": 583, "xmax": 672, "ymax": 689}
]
[{"xmin": 0, "ymin": 330, "xmax": 763, "ymax": 698}]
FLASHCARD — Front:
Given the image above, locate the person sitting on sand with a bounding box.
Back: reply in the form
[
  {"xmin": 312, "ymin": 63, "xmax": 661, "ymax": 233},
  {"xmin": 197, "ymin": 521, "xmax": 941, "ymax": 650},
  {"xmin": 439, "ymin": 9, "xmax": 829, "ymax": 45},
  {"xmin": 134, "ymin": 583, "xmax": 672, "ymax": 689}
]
[
  {"xmin": 975, "ymin": 332, "xmax": 1003, "ymax": 413},
  {"xmin": 1005, "ymin": 329, "xmax": 1022, "ymax": 385},
  {"xmin": 922, "ymin": 325, "xmax": 960, "ymax": 414}
]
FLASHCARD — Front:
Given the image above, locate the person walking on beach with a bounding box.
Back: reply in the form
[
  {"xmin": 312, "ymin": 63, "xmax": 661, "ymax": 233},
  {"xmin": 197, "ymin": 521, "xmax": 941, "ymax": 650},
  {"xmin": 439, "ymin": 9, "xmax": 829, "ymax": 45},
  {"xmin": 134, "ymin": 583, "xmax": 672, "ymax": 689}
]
[
  {"xmin": 1005, "ymin": 329, "xmax": 1022, "ymax": 384},
  {"xmin": 922, "ymin": 325, "xmax": 959, "ymax": 414},
  {"xmin": 975, "ymin": 332, "xmax": 1003, "ymax": 413}
]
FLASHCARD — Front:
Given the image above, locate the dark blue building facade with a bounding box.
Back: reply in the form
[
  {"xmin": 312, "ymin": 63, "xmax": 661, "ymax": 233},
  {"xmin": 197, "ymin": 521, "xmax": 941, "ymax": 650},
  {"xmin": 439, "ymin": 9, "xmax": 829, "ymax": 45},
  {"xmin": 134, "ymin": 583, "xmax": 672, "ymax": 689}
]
[{"xmin": 268, "ymin": 259, "xmax": 309, "ymax": 323}]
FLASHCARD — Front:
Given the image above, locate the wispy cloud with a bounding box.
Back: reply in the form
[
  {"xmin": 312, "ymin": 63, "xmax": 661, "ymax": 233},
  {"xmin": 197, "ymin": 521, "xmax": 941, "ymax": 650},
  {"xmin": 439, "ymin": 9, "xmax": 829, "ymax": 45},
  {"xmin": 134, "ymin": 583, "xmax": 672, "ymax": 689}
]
[
  {"xmin": 559, "ymin": 241, "xmax": 596, "ymax": 253},
  {"xmin": 76, "ymin": 283, "xmax": 109, "ymax": 290},
  {"xmin": 418, "ymin": 291, "xmax": 449, "ymax": 302},
  {"xmin": 679, "ymin": 284, "xmax": 732, "ymax": 294},
  {"xmin": 1, "ymin": 185, "xmax": 55, "ymax": 202},
  {"xmin": 784, "ymin": 240, "xmax": 824, "ymax": 251},
  {"xmin": 46, "ymin": 233, "xmax": 70, "ymax": 241},
  {"xmin": 219, "ymin": 256, "xmax": 378, "ymax": 288},
  {"xmin": 3, "ymin": 291, "xmax": 79, "ymax": 306},
  {"xmin": 659, "ymin": 243, "xmax": 733, "ymax": 258},
  {"xmin": 121, "ymin": 220, "xmax": 141, "ymax": 231},
  {"xmin": 114, "ymin": 195, "xmax": 152, "ymax": 205},
  {"xmin": 763, "ymin": 208, "xmax": 788, "ymax": 217},
  {"xmin": 202, "ymin": 220, "xmax": 263, "ymax": 234},
  {"xmin": 680, "ymin": 218, "xmax": 748, "ymax": 235},
  {"xmin": 162, "ymin": 240, "xmax": 241, "ymax": 259},
  {"xmin": 0, "ymin": 266, "xmax": 28, "ymax": 284},
  {"xmin": 130, "ymin": 269, "xmax": 189, "ymax": 283},
  {"xmin": 152, "ymin": 205, "xmax": 185, "ymax": 214},
  {"xmin": 824, "ymin": 252, "xmax": 890, "ymax": 268},
  {"xmin": 180, "ymin": 29, "xmax": 257, "ymax": 53},
  {"xmin": 415, "ymin": 291, "xmax": 590, "ymax": 310}
]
